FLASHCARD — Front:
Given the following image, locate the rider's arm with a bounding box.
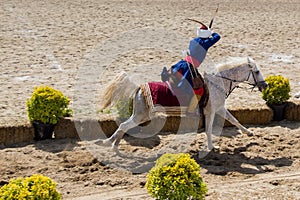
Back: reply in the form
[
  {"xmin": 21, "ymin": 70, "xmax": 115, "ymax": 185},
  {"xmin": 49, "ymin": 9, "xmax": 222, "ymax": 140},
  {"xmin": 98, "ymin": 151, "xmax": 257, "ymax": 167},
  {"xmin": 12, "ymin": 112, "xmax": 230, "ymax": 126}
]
[{"xmin": 206, "ymin": 32, "xmax": 221, "ymax": 48}]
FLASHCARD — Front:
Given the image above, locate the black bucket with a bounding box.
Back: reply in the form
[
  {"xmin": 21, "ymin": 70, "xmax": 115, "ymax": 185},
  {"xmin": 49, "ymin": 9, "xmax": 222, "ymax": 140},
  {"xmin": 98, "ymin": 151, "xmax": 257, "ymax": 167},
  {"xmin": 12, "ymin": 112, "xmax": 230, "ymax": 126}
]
[
  {"xmin": 32, "ymin": 121, "xmax": 55, "ymax": 140},
  {"xmin": 269, "ymin": 103, "xmax": 287, "ymax": 121}
]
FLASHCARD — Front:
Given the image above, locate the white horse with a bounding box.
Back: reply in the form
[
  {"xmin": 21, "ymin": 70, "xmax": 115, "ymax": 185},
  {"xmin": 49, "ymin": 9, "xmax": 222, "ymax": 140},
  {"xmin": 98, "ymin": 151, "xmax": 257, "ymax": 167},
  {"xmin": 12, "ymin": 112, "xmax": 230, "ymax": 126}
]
[{"xmin": 98, "ymin": 57, "xmax": 267, "ymax": 151}]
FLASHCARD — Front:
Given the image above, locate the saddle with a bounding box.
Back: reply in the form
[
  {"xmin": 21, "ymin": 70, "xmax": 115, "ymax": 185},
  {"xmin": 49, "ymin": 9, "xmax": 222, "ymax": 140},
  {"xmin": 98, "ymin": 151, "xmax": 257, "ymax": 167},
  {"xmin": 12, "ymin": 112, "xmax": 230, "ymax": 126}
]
[
  {"xmin": 198, "ymin": 77, "xmax": 209, "ymax": 108},
  {"xmin": 161, "ymin": 65, "xmax": 209, "ymax": 108}
]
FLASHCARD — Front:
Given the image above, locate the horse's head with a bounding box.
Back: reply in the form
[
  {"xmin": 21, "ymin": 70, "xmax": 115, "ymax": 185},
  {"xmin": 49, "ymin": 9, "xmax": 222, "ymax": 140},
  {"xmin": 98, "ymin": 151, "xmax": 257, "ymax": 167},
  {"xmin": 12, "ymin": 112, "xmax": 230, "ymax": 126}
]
[{"xmin": 247, "ymin": 58, "xmax": 268, "ymax": 92}]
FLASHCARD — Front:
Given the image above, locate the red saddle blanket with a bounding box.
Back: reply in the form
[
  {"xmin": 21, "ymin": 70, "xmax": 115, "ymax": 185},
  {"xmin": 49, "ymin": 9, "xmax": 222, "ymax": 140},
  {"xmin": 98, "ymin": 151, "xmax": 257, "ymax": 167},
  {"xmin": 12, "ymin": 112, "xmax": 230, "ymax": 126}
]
[{"xmin": 141, "ymin": 82, "xmax": 190, "ymax": 107}]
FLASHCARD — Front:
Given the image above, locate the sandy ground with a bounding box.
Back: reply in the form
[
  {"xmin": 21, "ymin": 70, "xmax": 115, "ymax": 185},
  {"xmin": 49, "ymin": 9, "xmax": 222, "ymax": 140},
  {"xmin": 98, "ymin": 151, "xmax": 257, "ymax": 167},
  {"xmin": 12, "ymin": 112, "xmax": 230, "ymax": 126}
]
[
  {"xmin": 1, "ymin": 0, "xmax": 300, "ymax": 199},
  {"xmin": 1, "ymin": 121, "xmax": 300, "ymax": 199}
]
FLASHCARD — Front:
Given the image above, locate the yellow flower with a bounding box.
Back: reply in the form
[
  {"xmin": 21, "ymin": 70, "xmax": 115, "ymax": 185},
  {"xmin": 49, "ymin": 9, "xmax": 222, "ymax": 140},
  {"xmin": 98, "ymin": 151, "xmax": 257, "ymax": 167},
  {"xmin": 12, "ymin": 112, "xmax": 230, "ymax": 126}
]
[{"xmin": 146, "ymin": 153, "xmax": 207, "ymax": 200}]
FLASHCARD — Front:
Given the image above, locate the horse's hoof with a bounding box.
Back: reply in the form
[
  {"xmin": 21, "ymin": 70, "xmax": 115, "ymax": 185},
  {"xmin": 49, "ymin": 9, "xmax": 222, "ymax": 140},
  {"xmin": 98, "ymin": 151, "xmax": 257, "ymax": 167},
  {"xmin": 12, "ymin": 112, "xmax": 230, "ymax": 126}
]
[
  {"xmin": 93, "ymin": 139, "xmax": 104, "ymax": 145},
  {"xmin": 101, "ymin": 138, "xmax": 114, "ymax": 146},
  {"xmin": 238, "ymin": 129, "xmax": 254, "ymax": 136},
  {"xmin": 93, "ymin": 139, "xmax": 111, "ymax": 147},
  {"xmin": 197, "ymin": 150, "xmax": 210, "ymax": 159},
  {"xmin": 214, "ymin": 145, "xmax": 220, "ymax": 150},
  {"xmin": 247, "ymin": 130, "xmax": 254, "ymax": 137},
  {"xmin": 212, "ymin": 146, "xmax": 220, "ymax": 152},
  {"xmin": 112, "ymin": 144, "xmax": 121, "ymax": 154},
  {"xmin": 209, "ymin": 145, "xmax": 220, "ymax": 152}
]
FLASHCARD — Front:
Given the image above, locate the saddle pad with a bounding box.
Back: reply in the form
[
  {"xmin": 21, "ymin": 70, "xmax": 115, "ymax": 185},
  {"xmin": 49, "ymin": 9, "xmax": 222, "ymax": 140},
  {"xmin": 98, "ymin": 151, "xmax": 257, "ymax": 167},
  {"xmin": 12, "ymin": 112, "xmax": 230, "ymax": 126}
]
[{"xmin": 140, "ymin": 82, "xmax": 190, "ymax": 116}]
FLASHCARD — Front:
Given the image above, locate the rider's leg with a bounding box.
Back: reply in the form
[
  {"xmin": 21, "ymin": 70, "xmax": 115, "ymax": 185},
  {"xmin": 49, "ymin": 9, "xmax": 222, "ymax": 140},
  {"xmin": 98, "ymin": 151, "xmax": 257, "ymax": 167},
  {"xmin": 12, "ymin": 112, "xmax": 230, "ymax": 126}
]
[
  {"xmin": 187, "ymin": 94, "xmax": 201, "ymax": 114},
  {"xmin": 187, "ymin": 87, "xmax": 204, "ymax": 115}
]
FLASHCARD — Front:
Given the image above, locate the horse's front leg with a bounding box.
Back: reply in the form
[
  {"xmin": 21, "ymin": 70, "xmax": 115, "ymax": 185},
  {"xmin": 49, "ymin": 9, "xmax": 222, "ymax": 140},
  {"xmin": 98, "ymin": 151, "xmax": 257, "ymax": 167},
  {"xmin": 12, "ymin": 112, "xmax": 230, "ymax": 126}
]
[
  {"xmin": 204, "ymin": 109, "xmax": 216, "ymax": 150},
  {"xmin": 110, "ymin": 116, "xmax": 139, "ymax": 149},
  {"xmin": 102, "ymin": 125, "xmax": 126, "ymax": 147},
  {"xmin": 104, "ymin": 89, "xmax": 149, "ymax": 150},
  {"xmin": 223, "ymin": 108, "xmax": 254, "ymax": 136},
  {"xmin": 102, "ymin": 110, "xmax": 147, "ymax": 149}
]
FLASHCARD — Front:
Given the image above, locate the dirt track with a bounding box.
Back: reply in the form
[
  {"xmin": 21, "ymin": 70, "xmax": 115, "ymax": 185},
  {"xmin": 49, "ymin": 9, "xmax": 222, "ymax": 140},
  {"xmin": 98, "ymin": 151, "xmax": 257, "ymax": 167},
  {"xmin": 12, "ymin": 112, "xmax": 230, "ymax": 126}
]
[
  {"xmin": 1, "ymin": 120, "xmax": 299, "ymax": 199},
  {"xmin": 1, "ymin": 0, "xmax": 300, "ymax": 199}
]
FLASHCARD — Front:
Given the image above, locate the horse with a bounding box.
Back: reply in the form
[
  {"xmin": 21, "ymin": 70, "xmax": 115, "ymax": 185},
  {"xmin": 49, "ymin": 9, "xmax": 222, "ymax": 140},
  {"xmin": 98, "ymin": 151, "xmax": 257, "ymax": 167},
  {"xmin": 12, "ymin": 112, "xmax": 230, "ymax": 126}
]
[{"xmin": 98, "ymin": 57, "xmax": 268, "ymax": 151}]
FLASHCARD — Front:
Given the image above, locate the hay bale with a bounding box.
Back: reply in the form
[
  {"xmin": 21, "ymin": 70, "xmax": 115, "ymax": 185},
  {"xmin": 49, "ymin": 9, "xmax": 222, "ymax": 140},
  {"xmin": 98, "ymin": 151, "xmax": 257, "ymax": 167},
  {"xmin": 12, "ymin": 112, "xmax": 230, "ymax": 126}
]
[
  {"xmin": 285, "ymin": 100, "xmax": 300, "ymax": 121},
  {"xmin": 0, "ymin": 124, "xmax": 33, "ymax": 146},
  {"xmin": 98, "ymin": 119, "xmax": 118, "ymax": 138},
  {"xmin": 162, "ymin": 116, "xmax": 203, "ymax": 133},
  {"xmin": 55, "ymin": 117, "xmax": 79, "ymax": 139},
  {"xmin": 225, "ymin": 105, "xmax": 273, "ymax": 126}
]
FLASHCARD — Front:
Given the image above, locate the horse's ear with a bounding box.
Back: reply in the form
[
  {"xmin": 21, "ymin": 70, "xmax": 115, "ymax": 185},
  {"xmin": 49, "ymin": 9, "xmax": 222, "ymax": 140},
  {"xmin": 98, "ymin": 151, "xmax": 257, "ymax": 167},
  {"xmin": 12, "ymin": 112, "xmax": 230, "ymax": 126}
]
[
  {"xmin": 247, "ymin": 57, "xmax": 255, "ymax": 68},
  {"xmin": 247, "ymin": 57, "xmax": 251, "ymax": 63},
  {"xmin": 247, "ymin": 57, "xmax": 255, "ymax": 64}
]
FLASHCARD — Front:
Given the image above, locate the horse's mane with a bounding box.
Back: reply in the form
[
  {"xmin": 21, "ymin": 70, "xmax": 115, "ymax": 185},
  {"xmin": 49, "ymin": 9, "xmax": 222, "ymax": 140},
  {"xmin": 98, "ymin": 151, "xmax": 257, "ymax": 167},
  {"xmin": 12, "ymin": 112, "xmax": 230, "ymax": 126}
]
[{"xmin": 216, "ymin": 57, "xmax": 253, "ymax": 72}]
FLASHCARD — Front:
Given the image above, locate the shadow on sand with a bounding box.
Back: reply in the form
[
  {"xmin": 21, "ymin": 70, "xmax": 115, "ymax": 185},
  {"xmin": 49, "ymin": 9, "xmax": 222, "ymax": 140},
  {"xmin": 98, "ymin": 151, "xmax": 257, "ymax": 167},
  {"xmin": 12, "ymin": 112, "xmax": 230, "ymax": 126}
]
[{"xmin": 193, "ymin": 142, "xmax": 293, "ymax": 175}]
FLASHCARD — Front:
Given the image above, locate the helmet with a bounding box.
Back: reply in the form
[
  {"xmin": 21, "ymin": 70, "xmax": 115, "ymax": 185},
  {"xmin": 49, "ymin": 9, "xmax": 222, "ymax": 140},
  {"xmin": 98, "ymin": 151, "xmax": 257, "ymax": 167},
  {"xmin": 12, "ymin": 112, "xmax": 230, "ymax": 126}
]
[{"xmin": 197, "ymin": 25, "xmax": 212, "ymax": 38}]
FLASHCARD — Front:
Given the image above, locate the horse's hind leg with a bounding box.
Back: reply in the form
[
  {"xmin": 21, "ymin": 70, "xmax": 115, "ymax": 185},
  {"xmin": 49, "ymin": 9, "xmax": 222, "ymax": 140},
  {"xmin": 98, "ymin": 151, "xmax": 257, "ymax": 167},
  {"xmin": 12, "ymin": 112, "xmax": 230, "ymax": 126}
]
[{"xmin": 223, "ymin": 108, "xmax": 253, "ymax": 136}]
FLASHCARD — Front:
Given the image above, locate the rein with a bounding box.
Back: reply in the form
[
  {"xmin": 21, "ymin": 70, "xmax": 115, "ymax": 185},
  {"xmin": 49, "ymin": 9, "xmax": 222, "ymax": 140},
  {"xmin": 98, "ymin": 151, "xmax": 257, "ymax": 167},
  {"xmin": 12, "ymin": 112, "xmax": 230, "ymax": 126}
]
[{"xmin": 215, "ymin": 64, "xmax": 261, "ymax": 98}]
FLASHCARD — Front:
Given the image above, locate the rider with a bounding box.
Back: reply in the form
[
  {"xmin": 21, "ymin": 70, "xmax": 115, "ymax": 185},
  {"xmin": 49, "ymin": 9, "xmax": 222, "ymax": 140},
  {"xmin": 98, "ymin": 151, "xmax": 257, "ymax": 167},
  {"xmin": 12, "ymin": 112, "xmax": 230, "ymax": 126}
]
[{"xmin": 163, "ymin": 24, "xmax": 221, "ymax": 116}]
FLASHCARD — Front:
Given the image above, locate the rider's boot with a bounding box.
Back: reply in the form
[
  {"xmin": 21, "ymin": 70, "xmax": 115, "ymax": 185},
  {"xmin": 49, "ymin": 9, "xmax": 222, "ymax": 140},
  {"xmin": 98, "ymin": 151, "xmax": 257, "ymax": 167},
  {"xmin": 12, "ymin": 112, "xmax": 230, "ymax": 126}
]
[{"xmin": 187, "ymin": 94, "xmax": 201, "ymax": 117}]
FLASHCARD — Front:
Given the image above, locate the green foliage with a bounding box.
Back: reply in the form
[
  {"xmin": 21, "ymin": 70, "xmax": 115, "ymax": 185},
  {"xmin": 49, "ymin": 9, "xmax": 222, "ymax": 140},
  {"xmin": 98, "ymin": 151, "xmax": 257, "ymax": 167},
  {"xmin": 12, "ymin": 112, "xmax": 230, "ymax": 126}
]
[
  {"xmin": 262, "ymin": 75, "xmax": 291, "ymax": 105},
  {"xmin": 98, "ymin": 98, "xmax": 132, "ymax": 120},
  {"xmin": 115, "ymin": 98, "xmax": 133, "ymax": 120},
  {"xmin": 0, "ymin": 174, "xmax": 61, "ymax": 200},
  {"xmin": 146, "ymin": 153, "xmax": 208, "ymax": 200},
  {"xmin": 26, "ymin": 86, "xmax": 72, "ymax": 125}
]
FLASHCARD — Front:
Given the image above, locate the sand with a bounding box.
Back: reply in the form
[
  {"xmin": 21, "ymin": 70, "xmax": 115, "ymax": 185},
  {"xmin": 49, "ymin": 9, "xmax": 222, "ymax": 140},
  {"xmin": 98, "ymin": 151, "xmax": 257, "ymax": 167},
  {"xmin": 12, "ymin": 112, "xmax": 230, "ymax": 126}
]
[{"xmin": 0, "ymin": 0, "xmax": 300, "ymax": 199}]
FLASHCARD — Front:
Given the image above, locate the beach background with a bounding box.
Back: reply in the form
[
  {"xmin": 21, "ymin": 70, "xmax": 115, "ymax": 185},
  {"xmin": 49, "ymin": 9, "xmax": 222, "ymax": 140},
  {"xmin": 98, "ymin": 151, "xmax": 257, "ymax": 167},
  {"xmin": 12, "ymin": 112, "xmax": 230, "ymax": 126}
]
[{"xmin": 1, "ymin": 0, "xmax": 300, "ymax": 199}]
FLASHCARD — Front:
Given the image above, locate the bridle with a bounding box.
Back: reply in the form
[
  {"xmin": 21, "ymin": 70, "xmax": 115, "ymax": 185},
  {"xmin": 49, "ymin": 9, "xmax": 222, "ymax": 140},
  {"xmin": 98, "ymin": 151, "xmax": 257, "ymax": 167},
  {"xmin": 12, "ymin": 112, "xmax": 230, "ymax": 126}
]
[{"xmin": 215, "ymin": 63, "xmax": 266, "ymax": 98}]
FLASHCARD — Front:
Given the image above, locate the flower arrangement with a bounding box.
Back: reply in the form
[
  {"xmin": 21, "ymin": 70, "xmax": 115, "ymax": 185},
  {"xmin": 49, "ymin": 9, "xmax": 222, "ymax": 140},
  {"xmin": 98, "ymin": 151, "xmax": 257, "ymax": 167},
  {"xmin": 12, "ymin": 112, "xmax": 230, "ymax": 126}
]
[
  {"xmin": 26, "ymin": 86, "xmax": 72, "ymax": 125},
  {"xmin": 262, "ymin": 75, "xmax": 291, "ymax": 105},
  {"xmin": 146, "ymin": 153, "xmax": 207, "ymax": 200},
  {"xmin": 0, "ymin": 174, "xmax": 61, "ymax": 200}
]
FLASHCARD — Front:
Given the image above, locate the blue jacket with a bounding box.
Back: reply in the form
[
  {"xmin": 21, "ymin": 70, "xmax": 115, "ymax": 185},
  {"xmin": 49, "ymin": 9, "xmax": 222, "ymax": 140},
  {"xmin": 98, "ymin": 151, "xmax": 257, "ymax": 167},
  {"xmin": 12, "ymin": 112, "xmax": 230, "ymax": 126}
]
[
  {"xmin": 171, "ymin": 32, "xmax": 221, "ymax": 94},
  {"xmin": 189, "ymin": 32, "xmax": 221, "ymax": 65}
]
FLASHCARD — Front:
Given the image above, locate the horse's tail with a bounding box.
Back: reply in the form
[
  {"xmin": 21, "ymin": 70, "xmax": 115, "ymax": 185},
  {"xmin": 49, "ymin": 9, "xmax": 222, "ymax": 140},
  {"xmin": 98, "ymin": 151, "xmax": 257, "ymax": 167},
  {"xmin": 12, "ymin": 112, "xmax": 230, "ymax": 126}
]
[
  {"xmin": 100, "ymin": 72, "xmax": 128, "ymax": 110},
  {"xmin": 100, "ymin": 71, "xmax": 138, "ymax": 110}
]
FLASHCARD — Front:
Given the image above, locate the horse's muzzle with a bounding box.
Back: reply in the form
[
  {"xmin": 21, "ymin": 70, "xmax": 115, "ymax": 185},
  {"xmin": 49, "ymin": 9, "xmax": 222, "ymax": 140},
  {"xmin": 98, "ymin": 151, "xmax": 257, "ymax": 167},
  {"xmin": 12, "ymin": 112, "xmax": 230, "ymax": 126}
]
[{"xmin": 258, "ymin": 81, "xmax": 268, "ymax": 92}]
